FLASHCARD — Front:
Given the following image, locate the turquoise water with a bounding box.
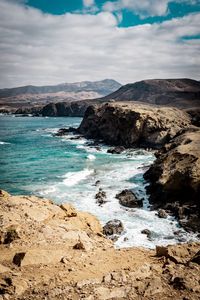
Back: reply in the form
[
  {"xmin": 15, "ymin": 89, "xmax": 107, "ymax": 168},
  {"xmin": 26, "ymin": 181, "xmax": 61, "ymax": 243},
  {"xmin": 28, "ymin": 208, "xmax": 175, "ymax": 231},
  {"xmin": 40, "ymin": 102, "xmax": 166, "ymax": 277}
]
[{"xmin": 0, "ymin": 115, "xmax": 198, "ymax": 248}]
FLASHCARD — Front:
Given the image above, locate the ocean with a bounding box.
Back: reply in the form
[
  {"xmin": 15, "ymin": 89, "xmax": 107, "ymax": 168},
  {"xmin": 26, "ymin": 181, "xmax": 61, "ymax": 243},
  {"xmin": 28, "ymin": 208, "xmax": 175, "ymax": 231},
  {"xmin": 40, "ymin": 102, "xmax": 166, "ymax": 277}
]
[{"xmin": 0, "ymin": 115, "xmax": 198, "ymax": 248}]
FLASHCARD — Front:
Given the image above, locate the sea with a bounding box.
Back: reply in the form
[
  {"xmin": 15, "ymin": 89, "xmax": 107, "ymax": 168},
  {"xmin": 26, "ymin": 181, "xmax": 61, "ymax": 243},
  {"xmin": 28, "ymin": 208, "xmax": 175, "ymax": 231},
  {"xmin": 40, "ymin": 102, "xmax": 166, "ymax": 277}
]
[{"xmin": 0, "ymin": 115, "xmax": 198, "ymax": 248}]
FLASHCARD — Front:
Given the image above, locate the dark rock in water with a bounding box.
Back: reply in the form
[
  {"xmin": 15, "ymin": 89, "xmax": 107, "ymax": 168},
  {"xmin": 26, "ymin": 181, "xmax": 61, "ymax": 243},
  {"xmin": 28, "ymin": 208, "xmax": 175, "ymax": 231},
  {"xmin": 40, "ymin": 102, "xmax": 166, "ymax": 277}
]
[
  {"xmin": 94, "ymin": 180, "xmax": 100, "ymax": 186},
  {"xmin": 107, "ymin": 146, "xmax": 125, "ymax": 154},
  {"xmin": 54, "ymin": 127, "xmax": 77, "ymax": 136},
  {"xmin": 157, "ymin": 209, "xmax": 168, "ymax": 219},
  {"xmin": 95, "ymin": 188, "xmax": 107, "ymax": 206},
  {"xmin": 141, "ymin": 229, "xmax": 151, "ymax": 238},
  {"xmin": 116, "ymin": 189, "xmax": 143, "ymax": 208},
  {"xmin": 144, "ymin": 127, "xmax": 200, "ymax": 233},
  {"xmin": 103, "ymin": 219, "xmax": 124, "ymax": 236}
]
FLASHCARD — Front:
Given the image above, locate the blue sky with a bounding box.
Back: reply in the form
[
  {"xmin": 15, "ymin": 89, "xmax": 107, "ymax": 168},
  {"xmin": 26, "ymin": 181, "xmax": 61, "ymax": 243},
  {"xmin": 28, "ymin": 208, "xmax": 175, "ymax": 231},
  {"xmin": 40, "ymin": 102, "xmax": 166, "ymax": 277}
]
[
  {"xmin": 0, "ymin": 0, "xmax": 199, "ymax": 87},
  {"xmin": 25, "ymin": 0, "xmax": 200, "ymax": 27}
]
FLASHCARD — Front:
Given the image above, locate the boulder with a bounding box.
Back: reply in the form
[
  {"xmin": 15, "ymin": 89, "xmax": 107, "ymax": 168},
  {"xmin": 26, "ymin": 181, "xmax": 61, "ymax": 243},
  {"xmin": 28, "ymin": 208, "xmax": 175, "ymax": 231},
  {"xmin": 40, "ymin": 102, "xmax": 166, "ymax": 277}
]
[
  {"xmin": 144, "ymin": 127, "xmax": 200, "ymax": 232},
  {"xmin": 103, "ymin": 219, "xmax": 124, "ymax": 236},
  {"xmin": 116, "ymin": 190, "xmax": 143, "ymax": 208},
  {"xmin": 95, "ymin": 189, "xmax": 107, "ymax": 206},
  {"xmin": 157, "ymin": 209, "xmax": 168, "ymax": 219},
  {"xmin": 78, "ymin": 102, "xmax": 191, "ymax": 149}
]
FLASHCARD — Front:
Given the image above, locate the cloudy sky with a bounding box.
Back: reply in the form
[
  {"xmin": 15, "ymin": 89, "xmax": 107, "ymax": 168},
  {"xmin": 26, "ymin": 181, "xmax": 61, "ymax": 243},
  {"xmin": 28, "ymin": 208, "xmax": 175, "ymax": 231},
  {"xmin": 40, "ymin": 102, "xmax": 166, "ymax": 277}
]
[{"xmin": 0, "ymin": 0, "xmax": 200, "ymax": 88}]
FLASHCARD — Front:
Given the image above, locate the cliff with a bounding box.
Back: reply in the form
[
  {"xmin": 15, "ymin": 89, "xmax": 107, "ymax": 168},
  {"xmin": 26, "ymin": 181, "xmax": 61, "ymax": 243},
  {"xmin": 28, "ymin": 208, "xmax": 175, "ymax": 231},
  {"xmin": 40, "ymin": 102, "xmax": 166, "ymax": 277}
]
[
  {"xmin": 0, "ymin": 190, "xmax": 200, "ymax": 299},
  {"xmin": 144, "ymin": 127, "xmax": 200, "ymax": 232},
  {"xmin": 78, "ymin": 102, "xmax": 191, "ymax": 149}
]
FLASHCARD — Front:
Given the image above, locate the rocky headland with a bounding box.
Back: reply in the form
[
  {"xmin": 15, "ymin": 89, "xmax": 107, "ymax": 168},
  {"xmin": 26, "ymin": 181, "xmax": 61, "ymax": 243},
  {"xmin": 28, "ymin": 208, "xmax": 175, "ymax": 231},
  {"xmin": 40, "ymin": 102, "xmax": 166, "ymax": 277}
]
[
  {"xmin": 78, "ymin": 102, "xmax": 191, "ymax": 149},
  {"xmin": 0, "ymin": 190, "xmax": 200, "ymax": 299}
]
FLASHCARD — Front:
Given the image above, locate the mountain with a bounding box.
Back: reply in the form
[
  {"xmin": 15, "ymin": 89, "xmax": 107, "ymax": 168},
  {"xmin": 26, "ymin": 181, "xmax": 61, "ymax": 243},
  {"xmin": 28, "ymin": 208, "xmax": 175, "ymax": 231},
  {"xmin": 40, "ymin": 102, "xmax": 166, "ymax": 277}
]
[
  {"xmin": 102, "ymin": 78, "xmax": 200, "ymax": 108},
  {"xmin": 0, "ymin": 79, "xmax": 121, "ymax": 111}
]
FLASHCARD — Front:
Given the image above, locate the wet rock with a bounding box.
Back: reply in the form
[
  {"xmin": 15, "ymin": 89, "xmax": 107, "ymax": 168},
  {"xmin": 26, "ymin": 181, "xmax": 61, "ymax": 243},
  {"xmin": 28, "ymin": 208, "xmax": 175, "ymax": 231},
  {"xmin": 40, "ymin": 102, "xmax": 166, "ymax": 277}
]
[
  {"xmin": 141, "ymin": 229, "xmax": 151, "ymax": 238},
  {"xmin": 107, "ymin": 146, "xmax": 125, "ymax": 154},
  {"xmin": 103, "ymin": 219, "xmax": 124, "ymax": 236},
  {"xmin": 95, "ymin": 188, "xmax": 107, "ymax": 206},
  {"xmin": 157, "ymin": 209, "xmax": 168, "ymax": 219},
  {"xmin": 116, "ymin": 189, "xmax": 143, "ymax": 208},
  {"xmin": 94, "ymin": 180, "xmax": 100, "ymax": 186},
  {"xmin": 54, "ymin": 127, "xmax": 77, "ymax": 136}
]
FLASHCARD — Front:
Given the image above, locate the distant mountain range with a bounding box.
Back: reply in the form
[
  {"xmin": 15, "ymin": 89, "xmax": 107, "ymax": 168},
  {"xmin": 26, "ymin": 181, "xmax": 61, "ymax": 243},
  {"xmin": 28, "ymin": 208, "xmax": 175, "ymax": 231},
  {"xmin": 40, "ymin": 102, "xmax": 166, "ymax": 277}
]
[
  {"xmin": 102, "ymin": 78, "xmax": 200, "ymax": 108},
  {"xmin": 0, "ymin": 78, "xmax": 200, "ymax": 117},
  {"xmin": 0, "ymin": 79, "xmax": 121, "ymax": 110}
]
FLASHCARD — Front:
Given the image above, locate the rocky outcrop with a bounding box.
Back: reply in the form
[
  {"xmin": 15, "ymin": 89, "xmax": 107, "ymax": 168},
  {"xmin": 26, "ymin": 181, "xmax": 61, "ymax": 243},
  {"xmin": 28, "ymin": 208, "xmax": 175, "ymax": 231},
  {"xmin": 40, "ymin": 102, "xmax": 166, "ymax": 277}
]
[
  {"xmin": 144, "ymin": 127, "xmax": 200, "ymax": 232},
  {"xmin": 78, "ymin": 102, "xmax": 191, "ymax": 149},
  {"xmin": 116, "ymin": 189, "xmax": 143, "ymax": 208},
  {"xmin": 41, "ymin": 101, "xmax": 90, "ymax": 117},
  {"xmin": 0, "ymin": 190, "xmax": 200, "ymax": 299}
]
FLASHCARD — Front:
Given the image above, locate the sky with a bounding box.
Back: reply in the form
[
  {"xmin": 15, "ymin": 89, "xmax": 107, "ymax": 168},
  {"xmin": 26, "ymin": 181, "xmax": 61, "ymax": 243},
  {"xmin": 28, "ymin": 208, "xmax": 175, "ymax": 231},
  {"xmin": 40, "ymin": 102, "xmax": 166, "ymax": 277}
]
[{"xmin": 0, "ymin": 0, "xmax": 200, "ymax": 88}]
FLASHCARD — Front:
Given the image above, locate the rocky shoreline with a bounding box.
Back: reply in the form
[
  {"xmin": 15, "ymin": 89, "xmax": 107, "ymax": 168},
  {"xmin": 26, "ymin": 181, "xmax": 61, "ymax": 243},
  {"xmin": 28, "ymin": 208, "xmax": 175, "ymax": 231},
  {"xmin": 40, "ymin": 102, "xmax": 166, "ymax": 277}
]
[
  {"xmin": 78, "ymin": 102, "xmax": 200, "ymax": 233},
  {"xmin": 0, "ymin": 190, "xmax": 200, "ymax": 299}
]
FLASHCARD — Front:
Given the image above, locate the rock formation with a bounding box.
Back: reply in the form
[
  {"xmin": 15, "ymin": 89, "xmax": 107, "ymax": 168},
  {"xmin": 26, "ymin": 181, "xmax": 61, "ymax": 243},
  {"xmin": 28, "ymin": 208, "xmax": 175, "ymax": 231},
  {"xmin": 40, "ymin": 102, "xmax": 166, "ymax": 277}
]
[
  {"xmin": 78, "ymin": 102, "xmax": 191, "ymax": 149},
  {"xmin": 0, "ymin": 190, "xmax": 200, "ymax": 299},
  {"xmin": 116, "ymin": 189, "xmax": 143, "ymax": 208},
  {"xmin": 144, "ymin": 127, "xmax": 200, "ymax": 232}
]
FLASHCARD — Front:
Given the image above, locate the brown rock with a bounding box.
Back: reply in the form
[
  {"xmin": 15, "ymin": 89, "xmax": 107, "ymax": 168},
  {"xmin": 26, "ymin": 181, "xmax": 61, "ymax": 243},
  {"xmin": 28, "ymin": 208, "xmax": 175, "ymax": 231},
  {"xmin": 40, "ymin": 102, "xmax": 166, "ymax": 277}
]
[
  {"xmin": 145, "ymin": 127, "xmax": 200, "ymax": 232},
  {"xmin": 78, "ymin": 102, "xmax": 191, "ymax": 149}
]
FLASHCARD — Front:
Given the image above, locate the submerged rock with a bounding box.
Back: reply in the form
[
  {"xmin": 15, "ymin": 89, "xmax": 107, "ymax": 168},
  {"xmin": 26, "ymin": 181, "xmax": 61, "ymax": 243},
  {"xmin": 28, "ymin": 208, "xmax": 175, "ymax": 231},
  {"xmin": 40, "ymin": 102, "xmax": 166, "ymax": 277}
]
[{"xmin": 116, "ymin": 189, "xmax": 143, "ymax": 208}]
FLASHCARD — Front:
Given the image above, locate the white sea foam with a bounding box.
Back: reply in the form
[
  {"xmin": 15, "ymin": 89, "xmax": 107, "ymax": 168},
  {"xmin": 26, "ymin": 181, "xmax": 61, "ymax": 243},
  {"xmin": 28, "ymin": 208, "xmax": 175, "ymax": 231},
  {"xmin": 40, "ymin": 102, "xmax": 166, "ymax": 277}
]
[
  {"xmin": 87, "ymin": 154, "xmax": 96, "ymax": 161},
  {"xmin": 37, "ymin": 145, "xmax": 198, "ymax": 249},
  {"xmin": 62, "ymin": 168, "xmax": 94, "ymax": 186}
]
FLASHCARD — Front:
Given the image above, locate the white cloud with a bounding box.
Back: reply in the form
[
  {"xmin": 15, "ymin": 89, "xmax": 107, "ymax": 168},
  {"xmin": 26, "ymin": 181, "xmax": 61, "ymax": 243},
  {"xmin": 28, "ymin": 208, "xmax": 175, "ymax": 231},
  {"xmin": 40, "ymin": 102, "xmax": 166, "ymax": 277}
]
[
  {"xmin": 0, "ymin": 0, "xmax": 199, "ymax": 88},
  {"xmin": 103, "ymin": 0, "xmax": 198, "ymax": 18},
  {"xmin": 83, "ymin": 0, "xmax": 95, "ymax": 8}
]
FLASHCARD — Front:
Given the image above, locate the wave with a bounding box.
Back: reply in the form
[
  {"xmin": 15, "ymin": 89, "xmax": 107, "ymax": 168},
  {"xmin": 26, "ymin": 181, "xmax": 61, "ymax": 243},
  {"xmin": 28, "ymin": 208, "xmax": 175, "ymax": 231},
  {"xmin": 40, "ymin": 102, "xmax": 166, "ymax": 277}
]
[
  {"xmin": 62, "ymin": 168, "xmax": 94, "ymax": 187},
  {"xmin": 0, "ymin": 141, "xmax": 11, "ymax": 145}
]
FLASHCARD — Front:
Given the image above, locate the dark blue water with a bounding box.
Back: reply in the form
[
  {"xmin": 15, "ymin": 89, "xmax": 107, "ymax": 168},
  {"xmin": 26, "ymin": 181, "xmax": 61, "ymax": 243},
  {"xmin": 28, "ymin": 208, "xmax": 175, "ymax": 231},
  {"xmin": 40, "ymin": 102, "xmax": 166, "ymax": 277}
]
[{"xmin": 0, "ymin": 115, "xmax": 198, "ymax": 248}]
